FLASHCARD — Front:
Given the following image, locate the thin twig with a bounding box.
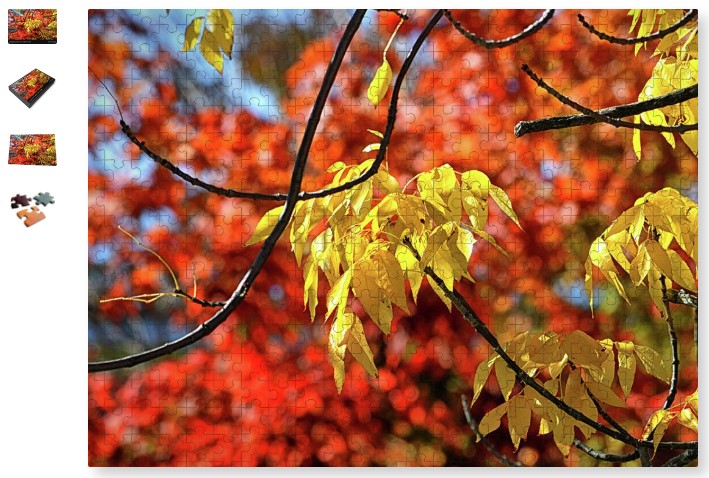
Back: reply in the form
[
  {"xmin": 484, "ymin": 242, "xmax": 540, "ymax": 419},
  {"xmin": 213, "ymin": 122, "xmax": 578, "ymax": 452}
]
[
  {"xmin": 578, "ymin": 10, "xmax": 697, "ymax": 45},
  {"xmin": 461, "ymin": 395, "xmax": 522, "ymax": 467},
  {"xmin": 586, "ymin": 388, "xmax": 636, "ymax": 444},
  {"xmin": 520, "ymin": 64, "xmax": 697, "ymax": 134},
  {"xmin": 661, "ymin": 280, "xmax": 680, "ymax": 410},
  {"xmin": 573, "ymin": 439, "xmax": 639, "ymax": 463},
  {"xmin": 662, "ymin": 448, "xmax": 698, "ymax": 467},
  {"xmin": 88, "ymin": 10, "xmax": 368, "ymax": 372},
  {"xmin": 514, "ymin": 84, "xmax": 698, "ymax": 137},
  {"xmin": 376, "ymin": 9, "xmax": 409, "ymax": 21},
  {"xmin": 444, "ymin": 9, "xmax": 555, "ymax": 49},
  {"xmin": 638, "ymin": 447, "xmax": 653, "ymax": 467}
]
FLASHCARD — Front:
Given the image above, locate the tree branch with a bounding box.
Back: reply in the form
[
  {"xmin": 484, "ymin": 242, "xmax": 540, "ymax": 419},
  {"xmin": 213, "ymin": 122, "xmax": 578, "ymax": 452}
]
[
  {"xmin": 444, "ymin": 9, "xmax": 555, "ymax": 49},
  {"xmin": 661, "ymin": 280, "xmax": 680, "ymax": 410},
  {"xmin": 461, "ymin": 395, "xmax": 522, "ymax": 467},
  {"xmin": 514, "ymin": 84, "xmax": 698, "ymax": 137},
  {"xmin": 664, "ymin": 288, "xmax": 698, "ymax": 309},
  {"xmin": 520, "ymin": 64, "xmax": 697, "ymax": 134},
  {"xmin": 406, "ymin": 238, "xmax": 697, "ymax": 452},
  {"xmin": 662, "ymin": 448, "xmax": 698, "ymax": 467},
  {"xmin": 578, "ymin": 10, "xmax": 697, "ymax": 46},
  {"xmin": 377, "ymin": 9, "xmax": 409, "ymax": 21},
  {"xmin": 572, "ymin": 439, "xmax": 639, "ymax": 463},
  {"xmin": 88, "ymin": 9, "xmax": 368, "ymax": 372}
]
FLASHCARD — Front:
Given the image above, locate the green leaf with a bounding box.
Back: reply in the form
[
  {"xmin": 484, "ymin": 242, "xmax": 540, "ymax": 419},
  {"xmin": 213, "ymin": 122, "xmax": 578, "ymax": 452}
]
[
  {"xmin": 368, "ymin": 60, "xmax": 392, "ymax": 106},
  {"xmin": 183, "ymin": 17, "xmax": 204, "ymax": 52}
]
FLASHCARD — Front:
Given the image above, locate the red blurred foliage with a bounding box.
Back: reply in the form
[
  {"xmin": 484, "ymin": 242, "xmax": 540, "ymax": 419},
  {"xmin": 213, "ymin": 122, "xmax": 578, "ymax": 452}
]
[
  {"xmin": 88, "ymin": 9, "xmax": 697, "ymax": 466},
  {"xmin": 8, "ymin": 134, "xmax": 56, "ymax": 166}
]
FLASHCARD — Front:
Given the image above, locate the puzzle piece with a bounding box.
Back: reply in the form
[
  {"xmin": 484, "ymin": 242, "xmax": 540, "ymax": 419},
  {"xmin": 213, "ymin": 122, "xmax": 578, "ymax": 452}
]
[
  {"xmin": 16, "ymin": 206, "xmax": 45, "ymax": 227},
  {"xmin": 11, "ymin": 194, "xmax": 31, "ymax": 209},
  {"xmin": 33, "ymin": 192, "xmax": 55, "ymax": 206}
]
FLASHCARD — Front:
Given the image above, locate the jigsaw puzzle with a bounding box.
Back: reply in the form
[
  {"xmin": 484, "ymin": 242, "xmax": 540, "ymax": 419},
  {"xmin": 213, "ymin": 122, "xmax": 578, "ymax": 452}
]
[
  {"xmin": 8, "ymin": 9, "xmax": 57, "ymax": 43},
  {"xmin": 8, "ymin": 68, "xmax": 55, "ymax": 107},
  {"xmin": 88, "ymin": 9, "xmax": 698, "ymax": 467},
  {"xmin": 12, "ymin": 191, "xmax": 54, "ymax": 227},
  {"xmin": 8, "ymin": 134, "xmax": 57, "ymax": 165}
]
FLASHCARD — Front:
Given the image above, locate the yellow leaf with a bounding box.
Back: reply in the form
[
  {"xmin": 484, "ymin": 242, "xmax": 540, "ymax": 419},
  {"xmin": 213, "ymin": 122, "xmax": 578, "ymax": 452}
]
[
  {"xmin": 587, "ymin": 338, "xmax": 615, "ymax": 388},
  {"xmin": 629, "ymin": 243, "xmax": 652, "ymax": 286},
  {"xmin": 677, "ymin": 407, "xmax": 698, "ymax": 432},
  {"xmin": 245, "ymin": 205, "xmax": 285, "ymax": 246},
  {"xmin": 183, "ymin": 17, "xmax": 204, "ymax": 51},
  {"xmin": 373, "ymin": 170, "xmax": 400, "ymax": 194},
  {"xmin": 351, "ymin": 260, "xmax": 393, "ymax": 333},
  {"xmin": 207, "ymin": 9, "xmax": 234, "ymax": 58},
  {"xmin": 646, "ymin": 266, "xmax": 666, "ymax": 313},
  {"xmin": 616, "ymin": 341, "xmax": 637, "ymax": 397},
  {"xmin": 368, "ymin": 60, "xmax": 392, "ymax": 106},
  {"xmin": 642, "ymin": 409, "xmax": 676, "ymax": 454},
  {"xmin": 489, "ymin": 184, "xmax": 521, "ymax": 229},
  {"xmin": 632, "ymin": 117, "xmax": 642, "ymax": 159},
  {"xmin": 326, "ymin": 269, "xmax": 352, "ymax": 321},
  {"xmin": 561, "ymin": 331, "xmax": 607, "ymax": 371},
  {"xmin": 471, "ymin": 356, "xmax": 494, "ymax": 405},
  {"xmin": 394, "ymin": 243, "xmax": 423, "ymax": 303},
  {"xmin": 585, "ymin": 380, "xmax": 627, "ymax": 408},
  {"xmin": 495, "ymin": 357, "xmax": 516, "ymax": 401},
  {"xmin": 548, "ymin": 354, "xmax": 569, "ymax": 379},
  {"xmin": 328, "ymin": 309, "xmax": 349, "ymax": 393},
  {"xmin": 477, "ymin": 402, "xmax": 508, "ymax": 438},
  {"xmin": 303, "ymin": 255, "xmax": 319, "ymax": 321},
  {"xmin": 635, "ymin": 344, "xmax": 671, "ymax": 383},
  {"xmin": 345, "ymin": 313, "xmax": 378, "ymax": 378},
  {"xmin": 199, "ymin": 28, "xmax": 224, "ymax": 74},
  {"xmin": 373, "ymin": 250, "xmax": 409, "ymax": 312},
  {"xmin": 508, "ymin": 395, "xmax": 532, "ymax": 451},
  {"xmin": 327, "ymin": 161, "xmax": 347, "ymax": 173}
]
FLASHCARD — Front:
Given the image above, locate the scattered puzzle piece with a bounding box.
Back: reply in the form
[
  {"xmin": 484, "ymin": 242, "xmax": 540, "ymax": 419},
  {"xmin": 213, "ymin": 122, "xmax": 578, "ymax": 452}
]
[
  {"xmin": 11, "ymin": 194, "xmax": 31, "ymax": 209},
  {"xmin": 33, "ymin": 192, "xmax": 55, "ymax": 206},
  {"xmin": 17, "ymin": 206, "xmax": 45, "ymax": 227}
]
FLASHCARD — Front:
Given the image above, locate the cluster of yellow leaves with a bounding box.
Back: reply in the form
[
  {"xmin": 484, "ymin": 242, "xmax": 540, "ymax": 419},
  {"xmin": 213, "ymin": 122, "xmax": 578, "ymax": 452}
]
[
  {"xmin": 629, "ymin": 9, "xmax": 698, "ymax": 156},
  {"xmin": 182, "ymin": 9, "xmax": 235, "ymax": 74},
  {"xmin": 247, "ymin": 132, "xmax": 519, "ymax": 392},
  {"xmin": 585, "ymin": 187, "xmax": 697, "ymax": 314},
  {"xmin": 643, "ymin": 390, "xmax": 698, "ymax": 453},
  {"xmin": 471, "ymin": 331, "xmax": 670, "ymax": 455}
]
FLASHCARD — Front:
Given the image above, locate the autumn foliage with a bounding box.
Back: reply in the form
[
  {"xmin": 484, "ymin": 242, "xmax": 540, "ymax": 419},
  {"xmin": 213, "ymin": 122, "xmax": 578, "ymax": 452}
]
[
  {"xmin": 8, "ymin": 9, "xmax": 57, "ymax": 43},
  {"xmin": 9, "ymin": 69, "xmax": 52, "ymax": 102},
  {"xmin": 88, "ymin": 9, "xmax": 697, "ymax": 466},
  {"xmin": 8, "ymin": 134, "xmax": 56, "ymax": 166}
]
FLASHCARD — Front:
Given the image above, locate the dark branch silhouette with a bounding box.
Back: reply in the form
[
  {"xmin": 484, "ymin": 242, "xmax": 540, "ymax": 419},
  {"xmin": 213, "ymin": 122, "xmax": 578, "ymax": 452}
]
[
  {"xmin": 520, "ymin": 64, "xmax": 697, "ymax": 134},
  {"xmin": 514, "ymin": 84, "xmax": 697, "ymax": 137},
  {"xmin": 578, "ymin": 9, "xmax": 697, "ymax": 45},
  {"xmin": 661, "ymin": 279, "xmax": 680, "ymax": 410},
  {"xmin": 444, "ymin": 9, "xmax": 554, "ymax": 49},
  {"xmin": 662, "ymin": 448, "xmax": 698, "ymax": 467},
  {"xmin": 573, "ymin": 439, "xmax": 639, "ymax": 463},
  {"xmin": 461, "ymin": 395, "xmax": 522, "ymax": 467}
]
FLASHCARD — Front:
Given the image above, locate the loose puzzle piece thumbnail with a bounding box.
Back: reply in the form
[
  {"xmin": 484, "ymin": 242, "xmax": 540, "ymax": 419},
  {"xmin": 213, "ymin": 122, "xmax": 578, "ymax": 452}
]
[
  {"xmin": 17, "ymin": 206, "xmax": 45, "ymax": 227},
  {"xmin": 11, "ymin": 194, "xmax": 31, "ymax": 209},
  {"xmin": 33, "ymin": 192, "xmax": 55, "ymax": 206}
]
